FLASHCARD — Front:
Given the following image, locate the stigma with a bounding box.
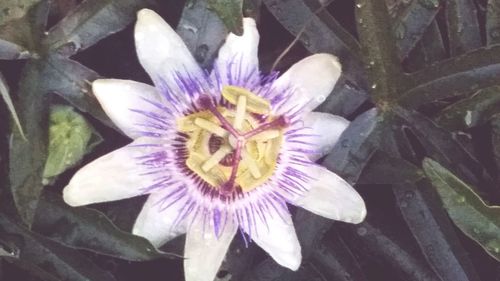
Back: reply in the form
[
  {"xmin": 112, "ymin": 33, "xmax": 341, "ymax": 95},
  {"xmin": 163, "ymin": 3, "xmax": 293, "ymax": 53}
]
[{"xmin": 177, "ymin": 86, "xmax": 289, "ymax": 195}]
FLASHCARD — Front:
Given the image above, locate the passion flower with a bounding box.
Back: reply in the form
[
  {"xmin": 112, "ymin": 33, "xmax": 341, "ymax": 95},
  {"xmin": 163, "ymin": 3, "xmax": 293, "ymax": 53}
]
[{"xmin": 63, "ymin": 9, "xmax": 366, "ymax": 281}]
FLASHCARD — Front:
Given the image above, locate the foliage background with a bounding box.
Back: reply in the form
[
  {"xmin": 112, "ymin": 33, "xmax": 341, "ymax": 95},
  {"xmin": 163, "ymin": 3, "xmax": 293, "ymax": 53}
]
[{"xmin": 1, "ymin": 0, "xmax": 500, "ymax": 280}]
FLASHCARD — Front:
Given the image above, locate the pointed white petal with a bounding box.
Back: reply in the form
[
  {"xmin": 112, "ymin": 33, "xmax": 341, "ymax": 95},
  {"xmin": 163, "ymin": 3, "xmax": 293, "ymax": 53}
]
[
  {"xmin": 215, "ymin": 18, "xmax": 259, "ymax": 83},
  {"xmin": 93, "ymin": 79, "xmax": 167, "ymax": 139},
  {"xmin": 135, "ymin": 9, "xmax": 202, "ymax": 87},
  {"xmin": 275, "ymin": 54, "xmax": 342, "ymax": 114},
  {"xmin": 303, "ymin": 112, "xmax": 349, "ymax": 161},
  {"xmin": 246, "ymin": 211, "xmax": 301, "ymax": 270},
  {"xmin": 294, "ymin": 165, "xmax": 366, "ymax": 223},
  {"xmin": 63, "ymin": 138, "xmax": 162, "ymax": 206},
  {"xmin": 184, "ymin": 219, "xmax": 237, "ymax": 281},
  {"xmin": 132, "ymin": 190, "xmax": 188, "ymax": 247}
]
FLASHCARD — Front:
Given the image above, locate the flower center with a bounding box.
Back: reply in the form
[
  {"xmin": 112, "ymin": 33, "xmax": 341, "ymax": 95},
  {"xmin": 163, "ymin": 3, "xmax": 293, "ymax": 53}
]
[{"xmin": 177, "ymin": 86, "xmax": 288, "ymax": 195}]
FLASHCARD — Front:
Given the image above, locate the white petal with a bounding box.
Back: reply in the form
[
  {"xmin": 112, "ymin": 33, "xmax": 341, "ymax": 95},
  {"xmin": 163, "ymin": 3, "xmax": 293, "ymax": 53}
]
[
  {"xmin": 275, "ymin": 54, "xmax": 342, "ymax": 114},
  {"xmin": 246, "ymin": 211, "xmax": 301, "ymax": 270},
  {"xmin": 132, "ymin": 190, "xmax": 187, "ymax": 247},
  {"xmin": 135, "ymin": 9, "xmax": 203, "ymax": 87},
  {"xmin": 303, "ymin": 112, "xmax": 349, "ymax": 161},
  {"xmin": 63, "ymin": 138, "xmax": 161, "ymax": 206},
  {"xmin": 184, "ymin": 219, "xmax": 237, "ymax": 281},
  {"xmin": 93, "ymin": 79, "xmax": 166, "ymax": 139},
  {"xmin": 294, "ymin": 165, "xmax": 366, "ymax": 223},
  {"xmin": 215, "ymin": 18, "xmax": 259, "ymax": 84}
]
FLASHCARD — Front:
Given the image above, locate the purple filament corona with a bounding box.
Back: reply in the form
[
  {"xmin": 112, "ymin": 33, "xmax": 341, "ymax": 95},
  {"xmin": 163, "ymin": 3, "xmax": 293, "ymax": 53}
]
[{"xmin": 129, "ymin": 57, "xmax": 319, "ymax": 240}]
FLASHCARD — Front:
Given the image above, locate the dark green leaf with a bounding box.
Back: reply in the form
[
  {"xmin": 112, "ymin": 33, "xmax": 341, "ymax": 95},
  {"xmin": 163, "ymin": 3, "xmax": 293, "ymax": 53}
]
[
  {"xmin": 404, "ymin": 21, "xmax": 446, "ymax": 72},
  {"xmin": 492, "ymin": 115, "xmax": 500, "ymax": 174},
  {"xmin": 401, "ymin": 45, "xmax": 500, "ymax": 108},
  {"xmin": 44, "ymin": 0, "xmax": 153, "ymax": 56},
  {"xmin": 0, "ymin": 0, "xmax": 49, "ymax": 52},
  {"xmin": 392, "ymin": 106, "xmax": 491, "ymax": 190},
  {"xmin": 435, "ymin": 86, "xmax": 500, "ymax": 130},
  {"xmin": 33, "ymin": 192, "xmax": 176, "ymax": 261},
  {"xmin": 445, "ymin": 0, "xmax": 482, "ymax": 56},
  {"xmin": 392, "ymin": 180, "xmax": 480, "ymax": 281},
  {"xmin": 340, "ymin": 221, "xmax": 441, "ymax": 281},
  {"xmin": 176, "ymin": 0, "xmax": 228, "ymax": 68},
  {"xmin": 487, "ymin": 0, "xmax": 500, "ymax": 45},
  {"xmin": 0, "ymin": 72, "xmax": 25, "ymax": 140},
  {"xmin": 354, "ymin": 0, "xmax": 406, "ymax": 101},
  {"xmin": 262, "ymin": 0, "xmax": 369, "ymax": 116},
  {"xmin": 0, "ymin": 38, "xmax": 30, "ymax": 59},
  {"xmin": 358, "ymin": 150, "xmax": 424, "ymax": 184},
  {"xmin": 43, "ymin": 105, "xmax": 101, "ymax": 179},
  {"xmin": 207, "ymin": 0, "xmax": 243, "ymax": 36},
  {"xmin": 0, "ymin": 213, "xmax": 116, "ymax": 281},
  {"xmin": 311, "ymin": 232, "xmax": 368, "ymax": 281},
  {"xmin": 41, "ymin": 55, "xmax": 115, "ymax": 129},
  {"xmin": 393, "ymin": 0, "xmax": 440, "ymax": 59},
  {"xmin": 316, "ymin": 76, "xmax": 369, "ymax": 117},
  {"xmin": 8, "ymin": 60, "xmax": 50, "ymax": 227},
  {"xmin": 322, "ymin": 108, "xmax": 383, "ymax": 184},
  {"xmin": 423, "ymin": 158, "xmax": 500, "ymax": 262},
  {"xmin": 389, "ymin": 125, "xmax": 481, "ymax": 281}
]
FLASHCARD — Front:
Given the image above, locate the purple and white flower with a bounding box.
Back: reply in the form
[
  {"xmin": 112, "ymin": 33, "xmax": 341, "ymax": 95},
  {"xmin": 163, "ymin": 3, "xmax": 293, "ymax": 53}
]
[{"xmin": 63, "ymin": 9, "xmax": 366, "ymax": 281}]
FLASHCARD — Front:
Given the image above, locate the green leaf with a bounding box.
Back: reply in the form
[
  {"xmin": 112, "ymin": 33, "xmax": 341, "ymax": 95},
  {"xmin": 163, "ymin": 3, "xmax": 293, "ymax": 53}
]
[
  {"xmin": 435, "ymin": 86, "xmax": 500, "ymax": 130},
  {"xmin": 404, "ymin": 21, "xmax": 446, "ymax": 72},
  {"xmin": 8, "ymin": 60, "xmax": 50, "ymax": 227},
  {"xmin": 0, "ymin": 72, "xmax": 25, "ymax": 140},
  {"xmin": 44, "ymin": 0, "xmax": 153, "ymax": 56},
  {"xmin": 487, "ymin": 0, "xmax": 500, "ymax": 45},
  {"xmin": 401, "ymin": 45, "xmax": 500, "ymax": 108},
  {"xmin": 0, "ymin": 0, "xmax": 49, "ymax": 53},
  {"xmin": 0, "ymin": 38, "xmax": 30, "ymax": 59},
  {"xmin": 33, "ymin": 192, "xmax": 177, "ymax": 261},
  {"xmin": 263, "ymin": 0, "xmax": 368, "ymax": 116},
  {"xmin": 392, "ymin": 0, "xmax": 440, "ymax": 59},
  {"xmin": 207, "ymin": 0, "xmax": 243, "ymax": 36},
  {"xmin": 492, "ymin": 115, "xmax": 500, "ymax": 174},
  {"xmin": 0, "ymin": 0, "xmax": 40, "ymax": 25},
  {"xmin": 41, "ymin": 55, "xmax": 115, "ymax": 129},
  {"xmin": 423, "ymin": 158, "xmax": 500, "ymax": 262},
  {"xmin": 339, "ymin": 221, "xmax": 441, "ymax": 281},
  {"xmin": 358, "ymin": 150, "xmax": 424, "ymax": 185},
  {"xmin": 392, "ymin": 106, "xmax": 490, "ymax": 189},
  {"xmin": 445, "ymin": 0, "xmax": 481, "ymax": 56},
  {"xmin": 0, "ymin": 213, "xmax": 116, "ymax": 281},
  {"xmin": 176, "ymin": 0, "xmax": 228, "ymax": 67},
  {"xmin": 43, "ymin": 105, "xmax": 101, "ymax": 179},
  {"xmin": 322, "ymin": 108, "xmax": 383, "ymax": 184}
]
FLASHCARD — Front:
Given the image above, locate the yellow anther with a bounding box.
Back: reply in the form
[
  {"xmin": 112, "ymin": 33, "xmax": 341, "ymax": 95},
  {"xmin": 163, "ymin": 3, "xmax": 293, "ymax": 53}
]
[
  {"xmin": 222, "ymin": 86, "xmax": 271, "ymax": 115},
  {"xmin": 248, "ymin": 130, "xmax": 281, "ymax": 141},
  {"xmin": 233, "ymin": 95, "xmax": 247, "ymax": 130},
  {"xmin": 201, "ymin": 145, "xmax": 232, "ymax": 172},
  {"xmin": 194, "ymin": 118, "xmax": 228, "ymax": 137},
  {"xmin": 187, "ymin": 153, "xmax": 226, "ymax": 187},
  {"xmin": 241, "ymin": 151, "xmax": 261, "ymax": 178}
]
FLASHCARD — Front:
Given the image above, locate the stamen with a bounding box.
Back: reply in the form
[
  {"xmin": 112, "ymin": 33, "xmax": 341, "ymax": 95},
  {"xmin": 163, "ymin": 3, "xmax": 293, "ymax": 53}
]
[
  {"xmin": 194, "ymin": 118, "xmax": 228, "ymax": 137},
  {"xmin": 222, "ymin": 85, "xmax": 271, "ymax": 115},
  {"xmin": 248, "ymin": 130, "xmax": 280, "ymax": 141},
  {"xmin": 242, "ymin": 151, "xmax": 261, "ymax": 178},
  {"xmin": 233, "ymin": 95, "xmax": 247, "ymax": 130},
  {"xmin": 201, "ymin": 145, "xmax": 232, "ymax": 172},
  {"xmin": 199, "ymin": 96, "xmax": 240, "ymax": 137},
  {"xmin": 244, "ymin": 116, "xmax": 289, "ymax": 138}
]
